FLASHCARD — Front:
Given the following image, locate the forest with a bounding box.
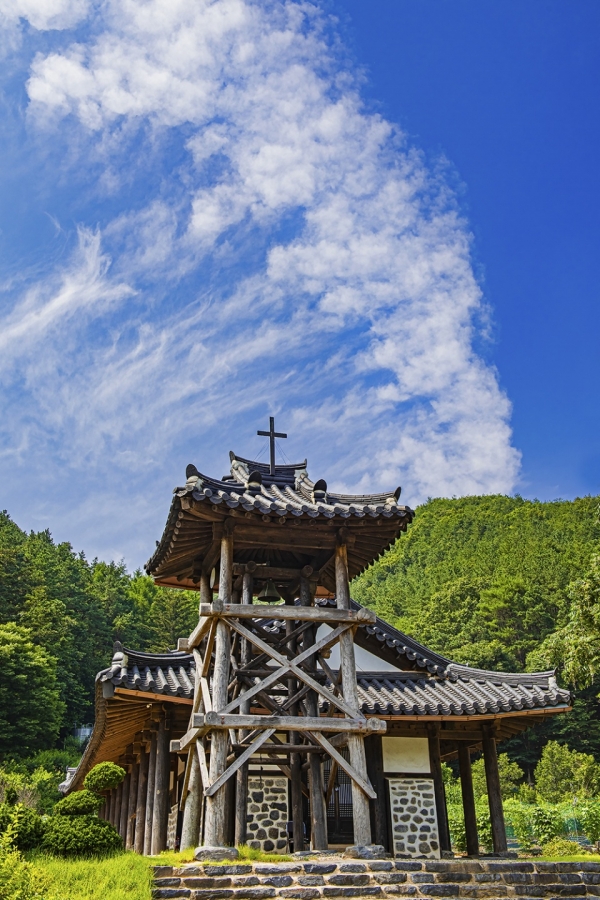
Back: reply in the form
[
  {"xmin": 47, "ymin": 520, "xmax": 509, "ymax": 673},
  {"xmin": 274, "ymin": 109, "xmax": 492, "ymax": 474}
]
[{"xmin": 2, "ymin": 493, "xmax": 600, "ymax": 789}]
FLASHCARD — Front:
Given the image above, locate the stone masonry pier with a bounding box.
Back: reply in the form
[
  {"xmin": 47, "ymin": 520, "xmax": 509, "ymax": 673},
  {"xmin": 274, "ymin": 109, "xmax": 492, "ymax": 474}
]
[{"xmin": 152, "ymin": 858, "xmax": 600, "ymax": 900}]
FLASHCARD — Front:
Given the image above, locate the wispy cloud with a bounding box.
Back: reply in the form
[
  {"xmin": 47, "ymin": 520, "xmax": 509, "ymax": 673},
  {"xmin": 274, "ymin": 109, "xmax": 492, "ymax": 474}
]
[{"xmin": 0, "ymin": 0, "xmax": 519, "ymax": 564}]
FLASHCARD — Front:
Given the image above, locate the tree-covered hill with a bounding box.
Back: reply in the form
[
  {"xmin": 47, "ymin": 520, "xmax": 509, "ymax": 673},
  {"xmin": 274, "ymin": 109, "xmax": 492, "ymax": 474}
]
[
  {"xmin": 353, "ymin": 494, "xmax": 600, "ymax": 672},
  {"xmin": 2, "ymin": 496, "xmax": 600, "ymax": 774}
]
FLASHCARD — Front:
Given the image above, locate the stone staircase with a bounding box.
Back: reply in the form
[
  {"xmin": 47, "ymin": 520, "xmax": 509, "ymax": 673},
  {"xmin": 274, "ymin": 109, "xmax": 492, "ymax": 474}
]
[{"xmin": 153, "ymin": 858, "xmax": 600, "ymax": 899}]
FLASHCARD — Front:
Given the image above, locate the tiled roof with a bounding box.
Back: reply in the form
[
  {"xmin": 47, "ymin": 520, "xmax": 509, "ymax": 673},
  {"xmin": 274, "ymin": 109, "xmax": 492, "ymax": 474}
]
[
  {"xmin": 145, "ymin": 453, "xmax": 413, "ymax": 585},
  {"xmin": 98, "ymin": 604, "xmax": 570, "ymax": 718}
]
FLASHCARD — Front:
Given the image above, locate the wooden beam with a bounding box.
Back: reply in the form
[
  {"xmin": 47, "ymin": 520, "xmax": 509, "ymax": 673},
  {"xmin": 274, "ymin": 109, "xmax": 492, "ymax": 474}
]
[
  {"xmin": 458, "ymin": 743, "xmax": 479, "ymax": 857},
  {"xmin": 198, "ymin": 603, "xmax": 375, "ymax": 624},
  {"xmin": 197, "ymin": 712, "xmax": 385, "ymax": 733}
]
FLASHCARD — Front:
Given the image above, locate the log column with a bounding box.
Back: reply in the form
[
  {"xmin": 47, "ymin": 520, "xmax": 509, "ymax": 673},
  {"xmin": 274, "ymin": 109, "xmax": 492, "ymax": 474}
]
[
  {"xmin": 119, "ymin": 770, "xmax": 130, "ymax": 840},
  {"xmin": 126, "ymin": 758, "xmax": 139, "ymax": 850},
  {"xmin": 107, "ymin": 790, "xmax": 115, "ymax": 826},
  {"xmin": 151, "ymin": 713, "xmax": 171, "ymax": 854},
  {"xmin": 335, "ymin": 538, "xmax": 371, "ymax": 847},
  {"xmin": 234, "ymin": 568, "xmax": 253, "ymax": 847},
  {"xmin": 365, "ymin": 734, "xmax": 388, "ymax": 849},
  {"xmin": 135, "ymin": 746, "xmax": 149, "ymax": 854},
  {"xmin": 203, "ymin": 530, "xmax": 233, "ymax": 847},
  {"xmin": 301, "ymin": 575, "xmax": 328, "ymax": 851},
  {"xmin": 144, "ymin": 732, "xmax": 157, "ymax": 855},
  {"xmin": 181, "ymin": 751, "xmax": 202, "ymax": 850},
  {"xmin": 114, "ymin": 780, "xmax": 123, "ymax": 835},
  {"xmin": 483, "ymin": 727, "xmax": 508, "ymax": 854},
  {"xmin": 458, "ymin": 743, "xmax": 479, "ymax": 857},
  {"xmin": 428, "ymin": 727, "xmax": 451, "ymax": 854}
]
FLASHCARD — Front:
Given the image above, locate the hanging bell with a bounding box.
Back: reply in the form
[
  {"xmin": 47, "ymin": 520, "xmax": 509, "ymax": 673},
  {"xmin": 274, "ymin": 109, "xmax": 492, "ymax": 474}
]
[{"xmin": 256, "ymin": 579, "xmax": 281, "ymax": 603}]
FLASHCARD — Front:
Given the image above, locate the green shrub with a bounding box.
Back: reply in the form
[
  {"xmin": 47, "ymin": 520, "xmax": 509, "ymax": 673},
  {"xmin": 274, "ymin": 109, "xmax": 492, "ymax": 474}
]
[
  {"xmin": 83, "ymin": 762, "xmax": 125, "ymax": 795},
  {"xmin": 53, "ymin": 790, "xmax": 103, "ymax": 817},
  {"xmin": 579, "ymin": 802, "xmax": 600, "ymax": 842},
  {"xmin": 42, "ymin": 815, "xmax": 122, "ymax": 857},
  {"xmin": 447, "ymin": 805, "xmax": 467, "ymax": 852},
  {"xmin": 531, "ymin": 806, "xmax": 563, "ymax": 846},
  {"xmin": 8, "ymin": 805, "xmax": 45, "ymax": 851},
  {"xmin": 476, "ymin": 809, "xmax": 493, "ymax": 853},
  {"xmin": 0, "ymin": 839, "xmax": 49, "ymax": 900},
  {"xmin": 542, "ymin": 837, "xmax": 583, "ymax": 857},
  {"xmin": 504, "ymin": 799, "xmax": 535, "ymax": 851},
  {"xmin": 0, "ymin": 805, "xmax": 11, "ymax": 836}
]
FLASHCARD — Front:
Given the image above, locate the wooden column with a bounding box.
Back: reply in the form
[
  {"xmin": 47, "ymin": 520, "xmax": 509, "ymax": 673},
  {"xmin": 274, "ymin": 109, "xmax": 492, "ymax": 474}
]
[
  {"xmin": 144, "ymin": 732, "xmax": 157, "ymax": 855},
  {"xmin": 483, "ymin": 728, "xmax": 508, "ymax": 854},
  {"xmin": 428, "ymin": 728, "xmax": 451, "ymax": 853},
  {"xmin": 119, "ymin": 771, "xmax": 130, "ymax": 839},
  {"xmin": 135, "ymin": 746, "xmax": 149, "ymax": 854},
  {"xmin": 181, "ymin": 751, "xmax": 202, "ymax": 851},
  {"xmin": 126, "ymin": 759, "xmax": 139, "ymax": 850},
  {"xmin": 114, "ymin": 781, "xmax": 123, "ymax": 834},
  {"xmin": 301, "ymin": 575, "xmax": 328, "ymax": 851},
  {"xmin": 107, "ymin": 790, "xmax": 114, "ymax": 826},
  {"xmin": 151, "ymin": 714, "xmax": 171, "ymax": 854},
  {"xmin": 234, "ymin": 569, "xmax": 253, "ymax": 847},
  {"xmin": 287, "ymin": 598, "xmax": 304, "ymax": 853},
  {"xmin": 335, "ymin": 539, "xmax": 372, "ymax": 847},
  {"xmin": 365, "ymin": 734, "xmax": 388, "ymax": 849},
  {"xmin": 458, "ymin": 743, "xmax": 479, "ymax": 857},
  {"xmin": 204, "ymin": 531, "xmax": 233, "ymax": 847}
]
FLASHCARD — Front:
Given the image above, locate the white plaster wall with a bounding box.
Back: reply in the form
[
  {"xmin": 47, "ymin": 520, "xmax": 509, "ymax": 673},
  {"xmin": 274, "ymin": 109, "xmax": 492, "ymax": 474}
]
[{"xmin": 382, "ymin": 737, "xmax": 430, "ymax": 773}]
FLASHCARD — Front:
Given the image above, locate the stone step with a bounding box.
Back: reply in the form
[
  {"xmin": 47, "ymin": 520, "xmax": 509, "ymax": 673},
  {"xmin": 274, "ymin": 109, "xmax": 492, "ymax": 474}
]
[{"xmin": 152, "ymin": 859, "xmax": 600, "ymax": 900}]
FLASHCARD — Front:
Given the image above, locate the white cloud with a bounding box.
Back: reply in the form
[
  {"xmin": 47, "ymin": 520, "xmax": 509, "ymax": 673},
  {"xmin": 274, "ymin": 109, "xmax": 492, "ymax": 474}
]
[
  {"xmin": 0, "ymin": 0, "xmax": 88, "ymax": 30},
  {"xmin": 0, "ymin": 0, "xmax": 520, "ymax": 564}
]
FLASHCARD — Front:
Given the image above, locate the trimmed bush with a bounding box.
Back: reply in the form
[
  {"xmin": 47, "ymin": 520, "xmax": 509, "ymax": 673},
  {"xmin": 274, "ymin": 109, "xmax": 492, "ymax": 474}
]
[
  {"xmin": 42, "ymin": 815, "xmax": 122, "ymax": 857},
  {"xmin": 542, "ymin": 836, "xmax": 583, "ymax": 857},
  {"xmin": 83, "ymin": 762, "xmax": 125, "ymax": 795},
  {"xmin": 53, "ymin": 790, "xmax": 103, "ymax": 817}
]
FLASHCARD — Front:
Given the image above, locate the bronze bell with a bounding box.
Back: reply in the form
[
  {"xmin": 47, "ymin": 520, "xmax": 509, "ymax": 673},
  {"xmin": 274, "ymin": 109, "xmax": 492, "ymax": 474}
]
[{"xmin": 256, "ymin": 579, "xmax": 281, "ymax": 603}]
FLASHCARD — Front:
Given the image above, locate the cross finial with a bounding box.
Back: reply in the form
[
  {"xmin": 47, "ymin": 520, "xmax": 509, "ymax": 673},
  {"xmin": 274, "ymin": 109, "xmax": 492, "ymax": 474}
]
[{"xmin": 257, "ymin": 416, "xmax": 287, "ymax": 476}]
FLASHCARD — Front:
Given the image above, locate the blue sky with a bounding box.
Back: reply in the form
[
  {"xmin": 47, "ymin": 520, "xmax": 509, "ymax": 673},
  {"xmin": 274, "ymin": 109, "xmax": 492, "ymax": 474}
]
[{"xmin": 0, "ymin": 0, "xmax": 598, "ymax": 568}]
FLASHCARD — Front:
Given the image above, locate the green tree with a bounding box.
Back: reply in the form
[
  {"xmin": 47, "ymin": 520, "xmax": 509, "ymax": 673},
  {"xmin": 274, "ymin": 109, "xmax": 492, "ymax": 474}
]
[
  {"xmin": 534, "ymin": 740, "xmax": 600, "ymax": 802},
  {"xmin": 0, "ymin": 624, "xmax": 64, "ymax": 760},
  {"xmin": 470, "ymin": 754, "xmax": 524, "ymax": 801}
]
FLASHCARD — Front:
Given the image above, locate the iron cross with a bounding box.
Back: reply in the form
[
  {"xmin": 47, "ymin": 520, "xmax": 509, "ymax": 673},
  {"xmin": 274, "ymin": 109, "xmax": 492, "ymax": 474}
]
[{"xmin": 257, "ymin": 416, "xmax": 287, "ymax": 476}]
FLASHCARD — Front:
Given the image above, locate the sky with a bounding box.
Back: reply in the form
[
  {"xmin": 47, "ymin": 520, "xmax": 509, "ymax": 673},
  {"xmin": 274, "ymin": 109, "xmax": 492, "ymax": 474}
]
[{"xmin": 0, "ymin": 0, "xmax": 598, "ymax": 569}]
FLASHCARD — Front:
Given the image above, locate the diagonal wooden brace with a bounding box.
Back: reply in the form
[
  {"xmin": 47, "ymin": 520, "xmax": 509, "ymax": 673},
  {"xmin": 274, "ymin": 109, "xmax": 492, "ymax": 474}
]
[
  {"xmin": 307, "ymin": 730, "xmax": 377, "ymax": 800},
  {"xmin": 203, "ymin": 728, "xmax": 276, "ymax": 798},
  {"xmin": 227, "ymin": 619, "xmax": 359, "ymax": 720}
]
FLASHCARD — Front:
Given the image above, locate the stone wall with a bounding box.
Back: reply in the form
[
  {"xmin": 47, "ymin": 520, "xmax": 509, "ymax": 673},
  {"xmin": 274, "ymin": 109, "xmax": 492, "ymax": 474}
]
[
  {"xmin": 153, "ymin": 858, "xmax": 600, "ymax": 900},
  {"xmin": 167, "ymin": 803, "xmax": 178, "ymax": 850},
  {"xmin": 388, "ymin": 777, "xmax": 440, "ymax": 859},
  {"xmin": 246, "ymin": 775, "xmax": 289, "ymax": 853}
]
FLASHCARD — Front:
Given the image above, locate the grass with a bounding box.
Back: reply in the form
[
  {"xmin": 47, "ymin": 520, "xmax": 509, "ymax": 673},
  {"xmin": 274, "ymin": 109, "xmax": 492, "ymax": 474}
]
[
  {"xmin": 27, "ymin": 852, "xmax": 154, "ymax": 900},
  {"xmin": 25, "ymin": 846, "xmax": 292, "ymax": 900}
]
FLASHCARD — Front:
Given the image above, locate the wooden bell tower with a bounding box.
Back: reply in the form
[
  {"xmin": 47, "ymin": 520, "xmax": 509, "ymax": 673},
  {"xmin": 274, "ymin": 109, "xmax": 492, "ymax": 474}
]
[{"xmin": 151, "ymin": 424, "xmax": 413, "ymax": 850}]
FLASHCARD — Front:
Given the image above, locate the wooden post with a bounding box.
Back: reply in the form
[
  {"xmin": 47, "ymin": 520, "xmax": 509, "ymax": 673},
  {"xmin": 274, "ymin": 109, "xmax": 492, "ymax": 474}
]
[
  {"xmin": 428, "ymin": 727, "xmax": 451, "ymax": 853},
  {"xmin": 458, "ymin": 743, "xmax": 479, "ymax": 856},
  {"xmin": 114, "ymin": 781, "xmax": 123, "ymax": 835},
  {"xmin": 286, "ymin": 598, "xmax": 304, "ymax": 853},
  {"xmin": 107, "ymin": 790, "xmax": 114, "ymax": 826},
  {"xmin": 301, "ymin": 575, "xmax": 328, "ymax": 851},
  {"xmin": 204, "ymin": 531, "xmax": 233, "ymax": 847},
  {"xmin": 200, "ymin": 572, "xmax": 211, "ymax": 607},
  {"xmin": 234, "ymin": 569, "xmax": 253, "ymax": 847},
  {"xmin": 144, "ymin": 732, "xmax": 157, "ymax": 855},
  {"xmin": 126, "ymin": 759, "xmax": 139, "ymax": 850},
  {"xmin": 151, "ymin": 714, "xmax": 171, "ymax": 854},
  {"xmin": 335, "ymin": 539, "xmax": 371, "ymax": 847},
  {"xmin": 119, "ymin": 771, "xmax": 130, "ymax": 839},
  {"xmin": 482, "ymin": 727, "xmax": 508, "ymax": 854},
  {"xmin": 181, "ymin": 751, "xmax": 202, "ymax": 850},
  {"xmin": 365, "ymin": 734, "xmax": 388, "ymax": 849},
  {"xmin": 135, "ymin": 746, "xmax": 149, "ymax": 854}
]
